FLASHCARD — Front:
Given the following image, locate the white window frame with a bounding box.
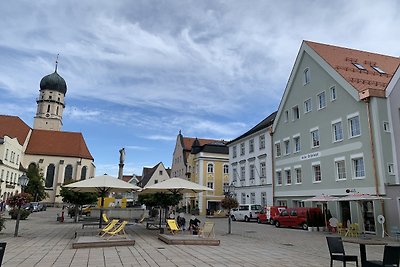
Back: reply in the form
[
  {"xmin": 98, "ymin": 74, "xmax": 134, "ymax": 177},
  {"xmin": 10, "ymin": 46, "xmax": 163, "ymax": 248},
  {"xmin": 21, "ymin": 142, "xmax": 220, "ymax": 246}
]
[
  {"xmin": 284, "ymin": 110, "xmax": 289, "ymax": 122},
  {"xmin": 276, "ymin": 169, "xmax": 282, "ymax": 186},
  {"xmin": 330, "ymin": 86, "xmax": 336, "ymax": 101},
  {"xmin": 347, "ymin": 113, "xmax": 361, "ymax": 138},
  {"xmin": 351, "ymin": 153, "xmax": 365, "ymax": 179},
  {"xmin": 275, "ymin": 141, "xmax": 281, "ymax": 157},
  {"xmin": 304, "ymin": 68, "xmax": 310, "ymax": 85},
  {"xmin": 292, "ymin": 105, "xmax": 300, "ymax": 120},
  {"xmin": 240, "ymin": 142, "xmax": 245, "ymax": 155},
  {"xmin": 259, "ymin": 134, "xmax": 266, "ymax": 149},
  {"xmin": 312, "ymin": 161, "xmax": 321, "ymax": 183},
  {"xmin": 232, "ymin": 145, "xmax": 237, "ymax": 158},
  {"xmin": 207, "ymin": 163, "xmax": 214, "ymax": 173},
  {"xmin": 249, "ymin": 139, "xmax": 254, "ymax": 153},
  {"xmin": 334, "ymin": 157, "xmax": 347, "ymax": 181},
  {"xmin": 383, "ymin": 121, "xmax": 390, "ymax": 132},
  {"xmin": 293, "ymin": 134, "xmax": 301, "ymax": 153},
  {"xmin": 294, "ymin": 165, "xmax": 302, "ymax": 184},
  {"xmin": 310, "ymin": 127, "xmax": 320, "ymax": 148},
  {"xmin": 388, "ymin": 163, "xmax": 395, "ymax": 175},
  {"xmin": 304, "ymin": 98, "xmax": 312, "ymax": 113},
  {"xmin": 260, "ymin": 162, "xmax": 266, "ymax": 178},
  {"xmin": 249, "ymin": 164, "xmax": 255, "ymax": 180},
  {"xmin": 284, "ymin": 168, "xmax": 291, "ymax": 185},
  {"xmin": 283, "ymin": 138, "xmax": 290, "ymax": 155},
  {"xmin": 240, "ymin": 166, "xmax": 246, "ymax": 181},
  {"xmin": 223, "ymin": 164, "xmax": 229, "ymax": 174},
  {"xmin": 331, "ymin": 119, "xmax": 343, "ymax": 143},
  {"xmin": 317, "ymin": 91, "xmax": 326, "ymax": 110}
]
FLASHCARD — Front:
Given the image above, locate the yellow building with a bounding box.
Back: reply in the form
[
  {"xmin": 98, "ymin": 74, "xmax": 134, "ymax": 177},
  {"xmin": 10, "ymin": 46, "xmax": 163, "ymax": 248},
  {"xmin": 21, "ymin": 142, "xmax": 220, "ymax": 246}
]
[{"xmin": 186, "ymin": 138, "xmax": 229, "ymax": 215}]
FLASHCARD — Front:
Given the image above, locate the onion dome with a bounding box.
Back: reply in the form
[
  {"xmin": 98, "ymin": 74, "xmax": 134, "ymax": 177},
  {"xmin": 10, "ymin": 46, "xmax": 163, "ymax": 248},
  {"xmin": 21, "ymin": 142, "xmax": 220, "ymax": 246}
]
[{"xmin": 39, "ymin": 70, "xmax": 67, "ymax": 95}]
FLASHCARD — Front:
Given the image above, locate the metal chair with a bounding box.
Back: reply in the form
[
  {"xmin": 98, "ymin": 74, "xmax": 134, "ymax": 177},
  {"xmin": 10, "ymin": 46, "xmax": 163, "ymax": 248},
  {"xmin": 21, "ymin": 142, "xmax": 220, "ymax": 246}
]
[
  {"xmin": 364, "ymin": 245, "xmax": 400, "ymax": 267},
  {"xmin": 0, "ymin": 242, "xmax": 6, "ymax": 266},
  {"xmin": 326, "ymin": 236, "xmax": 358, "ymax": 267}
]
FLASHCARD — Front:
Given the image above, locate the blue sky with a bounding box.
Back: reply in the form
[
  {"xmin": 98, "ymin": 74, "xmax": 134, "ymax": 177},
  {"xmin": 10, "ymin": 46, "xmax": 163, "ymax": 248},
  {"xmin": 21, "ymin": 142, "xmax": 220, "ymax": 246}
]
[{"xmin": 1, "ymin": 0, "xmax": 400, "ymax": 177}]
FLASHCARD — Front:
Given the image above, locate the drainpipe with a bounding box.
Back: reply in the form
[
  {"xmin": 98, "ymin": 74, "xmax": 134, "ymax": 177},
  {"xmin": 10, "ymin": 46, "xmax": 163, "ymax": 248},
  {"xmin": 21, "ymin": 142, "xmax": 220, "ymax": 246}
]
[
  {"xmin": 364, "ymin": 97, "xmax": 386, "ymax": 230},
  {"xmin": 269, "ymin": 127, "xmax": 275, "ymax": 205}
]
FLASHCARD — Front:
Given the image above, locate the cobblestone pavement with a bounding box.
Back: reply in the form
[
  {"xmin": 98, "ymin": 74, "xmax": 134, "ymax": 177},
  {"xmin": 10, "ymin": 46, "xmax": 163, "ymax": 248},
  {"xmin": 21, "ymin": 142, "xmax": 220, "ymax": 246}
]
[{"xmin": 0, "ymin": 208, "xmax": 397, "ymax": 266}]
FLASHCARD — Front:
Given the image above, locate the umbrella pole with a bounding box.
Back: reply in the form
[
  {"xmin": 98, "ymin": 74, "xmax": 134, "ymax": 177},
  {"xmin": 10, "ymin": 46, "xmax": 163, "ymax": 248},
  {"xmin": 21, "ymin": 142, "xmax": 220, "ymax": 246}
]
[{"xmin": 99, "ymin": 196, "xmax": 104, "ymax": 229}]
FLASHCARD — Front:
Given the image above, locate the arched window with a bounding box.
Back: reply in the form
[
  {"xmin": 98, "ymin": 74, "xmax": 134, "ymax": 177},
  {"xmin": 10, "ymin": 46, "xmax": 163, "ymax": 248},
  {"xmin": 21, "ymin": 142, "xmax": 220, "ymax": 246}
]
[
  {"xmin": 81, "ymin": 166, "xmax": 87, "ymax": 180},
  {"xmin": 45, "ymin": 164, "xmax": 55, "ymax": 188},
  {"xmin": 64, "ymin": 165, "xmax": 73, "ymax": 183},
  {"xmin": 223, "ymin": 164, "xmax": 229, "ymax": 174},
  {"xmin": 207, "ymin": 163, "xmax": 214, "ymax": 173}
]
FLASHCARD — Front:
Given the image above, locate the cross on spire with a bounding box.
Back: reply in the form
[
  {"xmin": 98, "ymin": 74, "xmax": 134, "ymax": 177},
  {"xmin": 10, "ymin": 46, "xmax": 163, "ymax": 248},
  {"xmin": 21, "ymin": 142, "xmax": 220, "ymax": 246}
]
[{"xmin": 55, "ymin": 54, "xmax": 59, "ymax": 72}]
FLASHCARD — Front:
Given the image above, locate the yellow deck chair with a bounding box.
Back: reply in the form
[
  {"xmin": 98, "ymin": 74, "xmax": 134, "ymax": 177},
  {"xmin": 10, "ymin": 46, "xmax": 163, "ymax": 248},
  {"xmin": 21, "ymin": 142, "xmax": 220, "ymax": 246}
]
[
  {"xmin": 200, "ymin": 222, "xmax": 215, "ymax": 238},
  {"xmin": 102, "ymin": 213, "xmax": 110, "ymax": 224},
  {"xmin": 346, "ymin": 223, "xmax": 359, "ymax": 237},
  {"xmin": 337, "ymin": 223, "xmax": 346, "ymax": 236},
  {"xmin": 99, "ymin": 219, "xmax": 120, "ymax": 236},
  {"xmin": 102, "ymin": 220, "xmax": 128, "ymax": 240},
  {"xmin": 166, "ymin": 219, "xmax": 182, "ymax": 235}
]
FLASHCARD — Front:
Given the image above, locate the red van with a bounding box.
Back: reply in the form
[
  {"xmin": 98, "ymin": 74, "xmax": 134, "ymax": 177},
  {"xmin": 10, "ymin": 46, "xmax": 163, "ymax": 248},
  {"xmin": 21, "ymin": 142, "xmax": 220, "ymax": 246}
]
[
  {"xmin": 274, "ymin": 207, "xmax": 322, "ymax": 230},
  {"xmin": 257, "ymin": 206, "xmax": 286, "ymax": 224}
]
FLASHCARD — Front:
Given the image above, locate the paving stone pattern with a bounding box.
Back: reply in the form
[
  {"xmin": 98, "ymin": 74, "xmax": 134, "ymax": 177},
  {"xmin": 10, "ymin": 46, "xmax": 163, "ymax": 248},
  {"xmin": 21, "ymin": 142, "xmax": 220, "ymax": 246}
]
[{"xmin": 0, "ymin": 208, "xmax": 396, "ymax": 267}]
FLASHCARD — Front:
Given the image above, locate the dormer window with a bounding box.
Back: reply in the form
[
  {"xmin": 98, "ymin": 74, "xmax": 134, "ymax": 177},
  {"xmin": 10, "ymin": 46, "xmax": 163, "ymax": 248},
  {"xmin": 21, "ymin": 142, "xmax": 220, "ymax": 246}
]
[
  {"xmin": 371, "ymin": 66, "xmax": 386, "ymax": 74},
  {"xmin": 353, "ymin": 63, "xmax": 366, "ymax": 71}
]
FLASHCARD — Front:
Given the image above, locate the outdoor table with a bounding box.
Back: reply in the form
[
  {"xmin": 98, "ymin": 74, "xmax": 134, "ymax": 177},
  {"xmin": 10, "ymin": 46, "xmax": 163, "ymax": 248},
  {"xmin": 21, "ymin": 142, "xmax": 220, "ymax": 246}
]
[{"xmin": 342, "ymin": 237, "xmax": 388, "ymax": 267}]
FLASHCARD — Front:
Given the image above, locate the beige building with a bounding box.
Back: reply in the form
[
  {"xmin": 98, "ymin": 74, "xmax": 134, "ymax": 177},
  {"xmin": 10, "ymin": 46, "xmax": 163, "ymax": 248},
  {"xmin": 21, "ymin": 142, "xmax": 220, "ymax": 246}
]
[
  {"xmin": 0, "ymin": 66, "xmax": 95, "ymax": 205},
  {"xmin": 137, "ymin": 162, "xmax": 171, "ymax": 188},
  {"xmin": 171, "ymin": 132, "xmax": 228, "ymax": 215}
]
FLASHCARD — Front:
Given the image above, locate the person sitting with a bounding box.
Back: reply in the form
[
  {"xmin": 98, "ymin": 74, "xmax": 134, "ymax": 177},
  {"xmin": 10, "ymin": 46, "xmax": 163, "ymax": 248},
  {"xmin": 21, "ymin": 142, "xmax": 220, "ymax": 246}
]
[
  {"xmin": 177, "ymin": 213, "xmax": 186, "ymax": 230},
  {"xmin": 189, "ymin": 215, "xmax": 201, "ymax": 235}
]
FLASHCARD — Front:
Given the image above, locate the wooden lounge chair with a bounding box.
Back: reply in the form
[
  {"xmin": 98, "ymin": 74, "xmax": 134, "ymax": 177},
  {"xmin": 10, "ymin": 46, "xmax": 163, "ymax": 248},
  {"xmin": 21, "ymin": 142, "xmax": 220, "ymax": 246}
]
[
  {"xmin": 166, "ymin": 219, "xmax": 182, "ymax": 235},
  {"xmin": 102, "ymin": 221, "xmax": 128, "ymax": 240},
  {"xmin": 99, "ymin": 219, "xmax": 120, "ymax": 237},
  {"xmin": 346, "ymin": 223, "xmax": 359, "ymax": 237},
  {"xmin": 337, "ymin": 222, "xmax": 346, "ymax": 236},
  {"xmin": 200, "ymin": 222, "xmax": 215, "ymax": 238},
  {"xmin": 102, "ymin": 213, "xmax": 110, "ymax": 224}
]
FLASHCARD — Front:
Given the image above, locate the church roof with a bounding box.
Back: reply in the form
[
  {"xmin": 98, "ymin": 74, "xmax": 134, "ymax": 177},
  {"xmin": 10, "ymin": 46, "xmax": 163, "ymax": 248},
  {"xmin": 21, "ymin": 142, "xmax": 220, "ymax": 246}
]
[
  {"xmin": 0, "ymin": 115, "xmax": 31, "ymax": 145},
  {"xmin": 40, "ymin": 70, "xmax": 67, "ymax": 95},
  {"xmin": 25, "ymin": 129, "xmax": 93, "ymax": 160},
  {"xmin": 305, "ymin": 41, "xmax": 400, "ymax": 99}
]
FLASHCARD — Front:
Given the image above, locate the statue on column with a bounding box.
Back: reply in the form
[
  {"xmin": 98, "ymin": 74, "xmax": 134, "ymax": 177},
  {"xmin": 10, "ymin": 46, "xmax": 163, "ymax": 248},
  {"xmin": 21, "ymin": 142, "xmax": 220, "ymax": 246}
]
[
  {"xmin": 119, "ymin": 148, "xmax": 125, "ymax": 164},
  {"xmin": 118, "ymin": 148, "xmax": 125, "ymax": 179}
]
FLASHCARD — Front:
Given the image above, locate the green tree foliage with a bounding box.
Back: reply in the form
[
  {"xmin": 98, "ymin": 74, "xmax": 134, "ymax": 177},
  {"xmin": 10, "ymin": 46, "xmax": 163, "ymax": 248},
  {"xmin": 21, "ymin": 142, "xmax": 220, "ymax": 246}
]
[
  {"xmin": 59, "ymin": 181, "xmax": 98, "ymax": 222},
  {"xmin": 221, "ymin": 196, "xmax": 239, "ymax": 211},
  {"xmin": 25, "ymin": 164, "xmax": 48, "ymax": 201},
  {"xmin": 138, "ymin": 193, "xmax": 182, "ymax": 208}
]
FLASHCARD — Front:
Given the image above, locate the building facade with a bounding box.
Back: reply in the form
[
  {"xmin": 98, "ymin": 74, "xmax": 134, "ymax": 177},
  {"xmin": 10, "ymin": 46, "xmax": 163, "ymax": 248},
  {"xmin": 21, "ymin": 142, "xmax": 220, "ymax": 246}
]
[
  {"xmin": 187, "ymin": 139, "xmax": 229, "ymax": 215},
  {"xmin": 0, "ymin": 66, "xmax": 96, "ymax": 205},
  {"xmin": 227, "ymin": 112, "xmax": 276, "ymax": 207},
  {"xmin": 272, "ymin": 41, "xmax": 400, "ymax": 234},
  {"xmin": 137, "ymin": 162, "xmax": 171, "ymax": 188}
]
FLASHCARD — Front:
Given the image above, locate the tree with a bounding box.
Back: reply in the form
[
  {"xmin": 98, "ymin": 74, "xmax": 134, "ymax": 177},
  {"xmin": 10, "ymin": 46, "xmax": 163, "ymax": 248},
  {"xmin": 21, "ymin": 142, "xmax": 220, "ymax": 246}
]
[
  {"xmin": 24, "ymin": 164, "xmax": 48, "ymax": 202},
  {"xmin": 59, "ymin": 183, "xmax": 98, "ymax": 222},
  {"xmin": 221, "ymin": 195, "xmax": 239, "ymax": 234}
]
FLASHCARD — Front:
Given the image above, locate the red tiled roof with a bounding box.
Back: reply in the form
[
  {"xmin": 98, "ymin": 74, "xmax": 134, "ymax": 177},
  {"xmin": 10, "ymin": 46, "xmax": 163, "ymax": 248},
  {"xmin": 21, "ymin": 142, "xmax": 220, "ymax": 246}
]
[
  {"xmin": 306, "ymin": 41, "xmax": 400, "ymax": 99},
  {"xmin": 182, "ymin": 137, "xmax": 223, "ymax": 151},
  {"xmin": 0, "ymin": 115, "xmax": 31, "ymax": 145},
  {"xmin": 122, "ymin": 175, "xmax": 133, "ymax": 183},
  {"xmin": 25, "ymin": 129, "xmax": 93, "ymax": 160}
]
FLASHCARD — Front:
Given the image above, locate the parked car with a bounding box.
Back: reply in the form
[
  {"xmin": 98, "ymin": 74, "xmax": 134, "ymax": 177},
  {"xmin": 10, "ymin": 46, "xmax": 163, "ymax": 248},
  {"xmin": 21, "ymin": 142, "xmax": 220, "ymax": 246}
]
[
  {"xmin": 257, "ymin": 206, "xmax": 286, "ymax": 224},
  {"xmin": 274, "ymin": 207, "xmax": 322, "ymax": 230},
  {"xmin": 30, "ymin": 202, "xmax": 42, "ymax": 212},
  {"xmin": 231, "ymin": 204, "xmax": 262, "ymax": 222}
]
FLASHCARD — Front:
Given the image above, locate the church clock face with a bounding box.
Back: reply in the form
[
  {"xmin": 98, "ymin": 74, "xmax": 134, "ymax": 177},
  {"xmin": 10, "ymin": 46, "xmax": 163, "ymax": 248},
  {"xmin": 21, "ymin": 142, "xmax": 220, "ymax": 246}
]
[{"xmin": 45, "ymin": 113, "xmax": 50, "ymax": 118}]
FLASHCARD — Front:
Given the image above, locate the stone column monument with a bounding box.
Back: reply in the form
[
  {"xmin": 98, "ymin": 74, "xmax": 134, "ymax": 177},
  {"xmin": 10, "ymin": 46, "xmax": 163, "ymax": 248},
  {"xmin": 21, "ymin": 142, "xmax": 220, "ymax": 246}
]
[{"xmin": 118, "ymin": 147, "xmax": 125, "ymax": 179}]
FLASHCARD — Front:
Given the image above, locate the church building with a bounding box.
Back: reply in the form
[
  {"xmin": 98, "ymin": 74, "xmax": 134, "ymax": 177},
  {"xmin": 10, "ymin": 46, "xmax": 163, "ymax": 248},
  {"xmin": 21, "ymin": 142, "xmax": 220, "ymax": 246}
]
[{"xmin": 0, "ymin": 64, "xmax": 95, "ymax": 205}]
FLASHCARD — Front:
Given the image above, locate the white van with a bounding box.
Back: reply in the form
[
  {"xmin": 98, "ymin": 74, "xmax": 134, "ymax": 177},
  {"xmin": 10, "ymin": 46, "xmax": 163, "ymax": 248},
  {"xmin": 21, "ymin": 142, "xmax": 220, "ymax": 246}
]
[{"xmin": 231, "ymin": 204, "xmax": 262, "ymax": 222}]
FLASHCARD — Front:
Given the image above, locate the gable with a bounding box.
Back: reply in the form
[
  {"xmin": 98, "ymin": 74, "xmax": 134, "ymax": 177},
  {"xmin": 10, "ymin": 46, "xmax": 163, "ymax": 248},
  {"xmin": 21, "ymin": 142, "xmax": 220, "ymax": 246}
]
[
  {"xmin": 273, "ymin": 41, "xmax": 400, "ymax": 132},
  {"xmin": 0, "ymin": 115, "xmax": 31, "ymax": 146}
]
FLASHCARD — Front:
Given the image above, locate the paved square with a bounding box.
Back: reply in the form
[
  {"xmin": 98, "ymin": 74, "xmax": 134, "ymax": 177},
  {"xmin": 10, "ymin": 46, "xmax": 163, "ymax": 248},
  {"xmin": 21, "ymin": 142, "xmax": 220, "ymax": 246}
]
[{"xmin": 0, "ymin": 208, "xmax": 397, "ymax": 266}]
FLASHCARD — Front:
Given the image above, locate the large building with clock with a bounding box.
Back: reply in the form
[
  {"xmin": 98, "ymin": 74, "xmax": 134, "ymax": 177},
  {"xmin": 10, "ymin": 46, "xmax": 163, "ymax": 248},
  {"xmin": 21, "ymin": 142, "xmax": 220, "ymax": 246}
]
[{"xmin": 0, "ymin": 65, "xmax": 95, "ymax": 205}]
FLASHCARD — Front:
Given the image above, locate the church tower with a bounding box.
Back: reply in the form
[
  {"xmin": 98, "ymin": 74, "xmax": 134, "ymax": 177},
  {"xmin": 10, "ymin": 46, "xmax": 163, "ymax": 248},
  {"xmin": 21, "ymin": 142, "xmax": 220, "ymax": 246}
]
[{"xmin": 33, "ymin": 62, "xmax": 67, "ymax": 131}]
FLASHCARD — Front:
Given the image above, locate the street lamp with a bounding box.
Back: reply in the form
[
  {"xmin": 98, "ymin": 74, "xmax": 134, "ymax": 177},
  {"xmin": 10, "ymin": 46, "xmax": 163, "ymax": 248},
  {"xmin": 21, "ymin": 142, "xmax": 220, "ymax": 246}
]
[
  {"xmin": 14, "ymin": 173, "xmax": 29, "ymax": 237},
  {"xmin": 223, "ymin": 183, "xmax": 236, "ymax": 234}
]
